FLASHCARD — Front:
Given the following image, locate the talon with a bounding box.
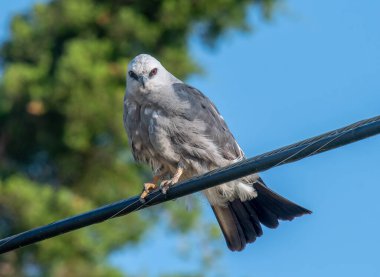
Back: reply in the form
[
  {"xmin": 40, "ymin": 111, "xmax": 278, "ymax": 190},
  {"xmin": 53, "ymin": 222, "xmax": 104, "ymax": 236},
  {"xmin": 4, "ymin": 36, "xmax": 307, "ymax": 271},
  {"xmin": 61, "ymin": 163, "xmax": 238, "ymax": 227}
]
[
  {"xmin": 139, "ymin": 182, "xmax": 158, "ymax": 200},
  {"xmin": 160, "ymin": 180, "xmax": 172, "ymax": 194},
  {"xmin": 159, "ymin": 165, "xmax": 184, "ymax": 194}
]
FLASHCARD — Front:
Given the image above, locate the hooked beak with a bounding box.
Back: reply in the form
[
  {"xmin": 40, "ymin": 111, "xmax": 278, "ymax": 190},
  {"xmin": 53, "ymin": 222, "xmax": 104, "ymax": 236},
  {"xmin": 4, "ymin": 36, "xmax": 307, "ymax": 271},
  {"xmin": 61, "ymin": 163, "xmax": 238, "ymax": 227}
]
[{"xmin": 138, "ymin": 76, "xmax": 148, "ymax": 88}]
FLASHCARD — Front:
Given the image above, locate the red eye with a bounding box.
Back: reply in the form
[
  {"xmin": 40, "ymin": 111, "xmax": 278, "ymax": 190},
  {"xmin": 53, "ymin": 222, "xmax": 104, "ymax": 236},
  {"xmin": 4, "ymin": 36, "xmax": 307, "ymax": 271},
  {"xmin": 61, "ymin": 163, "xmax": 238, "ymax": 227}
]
[{"xmin": 149, "ymin": 68, "xmax": 158, "ymax": 77}]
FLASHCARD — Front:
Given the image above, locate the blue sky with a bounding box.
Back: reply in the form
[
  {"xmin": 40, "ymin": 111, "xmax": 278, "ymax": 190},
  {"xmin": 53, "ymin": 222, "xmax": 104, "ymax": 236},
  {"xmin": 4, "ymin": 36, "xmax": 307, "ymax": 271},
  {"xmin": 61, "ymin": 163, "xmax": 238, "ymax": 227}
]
[{"xmin": 1, "ymin": 1, "xmax": 380, "ymax": 277}]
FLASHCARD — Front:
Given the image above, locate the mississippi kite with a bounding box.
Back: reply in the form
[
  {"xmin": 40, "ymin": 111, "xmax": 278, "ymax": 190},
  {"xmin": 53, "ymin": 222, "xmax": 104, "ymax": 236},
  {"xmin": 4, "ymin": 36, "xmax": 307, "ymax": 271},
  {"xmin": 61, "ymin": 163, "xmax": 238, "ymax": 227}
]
[{"xmin": 123, "ymin": 54, "xmax": 311, "ymax": 251}]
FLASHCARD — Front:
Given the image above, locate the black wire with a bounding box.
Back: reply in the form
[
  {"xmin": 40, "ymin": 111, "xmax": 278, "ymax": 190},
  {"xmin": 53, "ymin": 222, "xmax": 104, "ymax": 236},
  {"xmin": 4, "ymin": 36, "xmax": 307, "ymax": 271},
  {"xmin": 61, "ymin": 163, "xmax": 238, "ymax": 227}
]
[{"xmin": 1, "ymin": 115, "xmax": 380, "ymax": 254}]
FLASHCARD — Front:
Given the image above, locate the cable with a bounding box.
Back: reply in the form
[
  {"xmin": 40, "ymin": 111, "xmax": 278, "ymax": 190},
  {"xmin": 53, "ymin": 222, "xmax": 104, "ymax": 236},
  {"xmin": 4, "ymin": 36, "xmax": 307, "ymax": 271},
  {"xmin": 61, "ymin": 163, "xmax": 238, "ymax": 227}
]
[{"xmin": 1, "ymin": 115, "xmax": 379, "ymax": 254}]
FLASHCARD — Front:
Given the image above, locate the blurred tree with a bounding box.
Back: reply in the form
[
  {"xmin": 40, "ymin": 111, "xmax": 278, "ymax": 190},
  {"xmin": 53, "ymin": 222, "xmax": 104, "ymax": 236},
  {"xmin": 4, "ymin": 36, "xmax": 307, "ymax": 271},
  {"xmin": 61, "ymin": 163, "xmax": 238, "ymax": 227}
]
[{"xmin": 0, "ymin": 0, "xmax": 277, "ymax": 276}]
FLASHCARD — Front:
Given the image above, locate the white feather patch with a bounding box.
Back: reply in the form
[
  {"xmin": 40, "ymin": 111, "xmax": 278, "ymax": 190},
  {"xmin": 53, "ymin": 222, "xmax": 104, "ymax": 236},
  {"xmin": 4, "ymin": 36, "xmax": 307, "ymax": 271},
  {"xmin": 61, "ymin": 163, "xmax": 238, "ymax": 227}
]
[{"xmin": 204, "ymin": 180, "xmax": 257, "ymax": 206}]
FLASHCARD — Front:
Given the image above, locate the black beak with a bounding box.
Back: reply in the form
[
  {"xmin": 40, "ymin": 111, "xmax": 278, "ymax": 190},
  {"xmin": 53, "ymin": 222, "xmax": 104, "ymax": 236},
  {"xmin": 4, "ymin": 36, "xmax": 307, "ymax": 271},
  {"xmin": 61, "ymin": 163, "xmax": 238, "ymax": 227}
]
[{"xmin": 139, "ymin": 76, "xmax": 148, "ymax": 88}]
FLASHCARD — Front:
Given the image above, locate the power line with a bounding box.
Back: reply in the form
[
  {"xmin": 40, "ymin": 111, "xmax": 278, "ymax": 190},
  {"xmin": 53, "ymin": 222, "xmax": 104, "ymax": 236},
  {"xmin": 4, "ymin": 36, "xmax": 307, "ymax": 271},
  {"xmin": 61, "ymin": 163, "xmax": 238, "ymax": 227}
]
[{"xmin": 1, "ymin": 115, "xmax": 379, "ymax": 254}]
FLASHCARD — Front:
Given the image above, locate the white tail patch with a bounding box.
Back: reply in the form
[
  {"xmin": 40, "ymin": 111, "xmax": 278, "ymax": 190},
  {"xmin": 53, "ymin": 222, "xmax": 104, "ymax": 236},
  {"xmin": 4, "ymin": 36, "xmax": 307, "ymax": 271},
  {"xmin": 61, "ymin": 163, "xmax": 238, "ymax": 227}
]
[
  {"xmin": 204, "ymin": 181, "xmax": 257, "ymax": 206},
  {"xmin": 237, "ymin": 182, "xmax": 257, "ymax": 201}
]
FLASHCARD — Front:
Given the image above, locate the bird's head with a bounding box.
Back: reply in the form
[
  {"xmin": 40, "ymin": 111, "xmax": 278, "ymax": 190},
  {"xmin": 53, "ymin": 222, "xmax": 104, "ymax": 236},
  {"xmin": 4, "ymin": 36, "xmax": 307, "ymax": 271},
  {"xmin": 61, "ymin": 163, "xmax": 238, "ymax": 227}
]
[{"xmin": 126, "ymin": 54, "xmax": 172, "ymax": 93}]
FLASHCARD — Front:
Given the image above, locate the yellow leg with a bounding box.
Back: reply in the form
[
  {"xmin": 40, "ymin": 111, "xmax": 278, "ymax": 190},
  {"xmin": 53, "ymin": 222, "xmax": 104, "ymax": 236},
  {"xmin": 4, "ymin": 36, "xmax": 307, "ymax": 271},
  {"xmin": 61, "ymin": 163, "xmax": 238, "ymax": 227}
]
[
  {"xmin": 140, "ymin": 175, "xmax": 160, "ymax": 201},
  {"xmin": 160, "ymin": 165, "xmax": 184, "ymax": 194}
]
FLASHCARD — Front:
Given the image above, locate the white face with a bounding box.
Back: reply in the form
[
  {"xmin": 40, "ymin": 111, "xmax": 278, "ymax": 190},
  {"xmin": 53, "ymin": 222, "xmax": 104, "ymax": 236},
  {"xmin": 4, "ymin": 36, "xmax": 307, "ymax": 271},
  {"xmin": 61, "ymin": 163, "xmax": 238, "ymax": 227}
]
[{"xmin": 126, "ymin": 54, "xmax": 168, "ymax": 92}]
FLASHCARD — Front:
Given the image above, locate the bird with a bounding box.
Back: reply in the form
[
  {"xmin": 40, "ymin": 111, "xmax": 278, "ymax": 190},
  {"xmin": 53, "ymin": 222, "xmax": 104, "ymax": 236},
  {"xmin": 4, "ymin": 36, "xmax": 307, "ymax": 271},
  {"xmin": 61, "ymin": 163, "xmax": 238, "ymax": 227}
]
[{"xmin": 123, "ymin": 54, "xmax": 311, "ymax": 251}]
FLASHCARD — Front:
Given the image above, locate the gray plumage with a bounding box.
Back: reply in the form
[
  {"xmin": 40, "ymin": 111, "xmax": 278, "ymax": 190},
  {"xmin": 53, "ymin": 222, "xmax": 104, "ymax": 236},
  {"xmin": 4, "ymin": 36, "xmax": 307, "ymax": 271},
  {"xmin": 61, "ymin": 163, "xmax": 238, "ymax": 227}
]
[{"xmin": 124, "ymin": 54, "xmax": 311, "ymax": 251}]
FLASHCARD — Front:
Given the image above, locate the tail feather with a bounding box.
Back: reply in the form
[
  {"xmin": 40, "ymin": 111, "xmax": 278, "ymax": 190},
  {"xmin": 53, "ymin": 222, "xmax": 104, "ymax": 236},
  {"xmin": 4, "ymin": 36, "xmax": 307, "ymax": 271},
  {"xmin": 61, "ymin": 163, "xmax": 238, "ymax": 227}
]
[
  {"xmin": 211, "ymin": 205, "xmax": 245, "ymax": 251},
  {"xmin": 249, "ymin": 200, "xmax": 279, "ymax": 229},
  {"xmin": 242, "ymin": 201, "xmax": 263, "ymax": 237},
  {"xmin": 253, "ymin": 180, "xmax": 311, "ymax": 220},
  {"xmin": 211, "ymin": 179, "xmax": 311, "ymax": 251},
  {"xmin": 229, "ymin": 200, "xmax": 257, "ymax": 243}
]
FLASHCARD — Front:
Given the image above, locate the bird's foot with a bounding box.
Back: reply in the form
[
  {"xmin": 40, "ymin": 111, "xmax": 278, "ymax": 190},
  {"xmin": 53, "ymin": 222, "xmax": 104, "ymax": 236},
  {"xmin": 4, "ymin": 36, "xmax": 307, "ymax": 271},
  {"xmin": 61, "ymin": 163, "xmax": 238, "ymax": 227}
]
[
  {"xmin": 160, "ymin": 179, "xmax": 175, "ymax": 194},
  {"xmin": 160, "ymin": 165, "xmax": 184, "ymax": 194},
  {"xmin": 140, "ymin": 182, "xmax": 158, "ymax": 203}
]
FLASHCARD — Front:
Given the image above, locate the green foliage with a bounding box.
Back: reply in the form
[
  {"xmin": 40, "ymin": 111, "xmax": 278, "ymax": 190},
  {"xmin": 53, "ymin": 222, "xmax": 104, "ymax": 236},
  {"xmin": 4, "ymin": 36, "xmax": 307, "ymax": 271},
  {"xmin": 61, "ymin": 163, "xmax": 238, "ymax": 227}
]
[{"xmin": 0, "ymin": 0, "xmax": 277, "ymax": 275}]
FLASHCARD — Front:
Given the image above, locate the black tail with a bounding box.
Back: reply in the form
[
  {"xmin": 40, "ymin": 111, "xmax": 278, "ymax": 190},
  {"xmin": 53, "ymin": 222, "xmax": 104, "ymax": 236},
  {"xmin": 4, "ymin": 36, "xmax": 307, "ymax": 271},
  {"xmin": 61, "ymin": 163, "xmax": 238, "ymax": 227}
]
[{"xmin": 211, "ymin": 179, "xmax": 311, "ymax": 251}]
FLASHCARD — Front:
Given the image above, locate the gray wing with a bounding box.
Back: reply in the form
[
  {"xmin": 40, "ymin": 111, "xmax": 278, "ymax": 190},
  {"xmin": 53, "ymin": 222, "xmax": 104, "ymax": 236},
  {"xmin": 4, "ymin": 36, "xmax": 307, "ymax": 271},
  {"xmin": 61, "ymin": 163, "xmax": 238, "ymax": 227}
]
[
  {"xmin": 124, "ymin": 84, "xmax": 244, "ymax": 174},
  {"xmin": 123, "ymin": 94, "xmax": 154, "ymax": 165},
  {"xmin": 123, "ymin": 93, "xmax": 178, "ymax": 173},
  {"xmin": 171, "ymin": 83, "xmax": 244, "ymax": 162},
  {"xmin": 123, "ymin": 93, "xmax": 141, "ymax": 162}
]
